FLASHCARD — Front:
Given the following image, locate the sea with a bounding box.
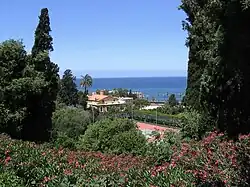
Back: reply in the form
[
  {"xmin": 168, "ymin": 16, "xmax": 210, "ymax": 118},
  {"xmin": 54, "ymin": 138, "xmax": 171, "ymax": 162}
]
[{"xmin": 75, "ymin": 77, "xmax": 187, "ymax": 101}]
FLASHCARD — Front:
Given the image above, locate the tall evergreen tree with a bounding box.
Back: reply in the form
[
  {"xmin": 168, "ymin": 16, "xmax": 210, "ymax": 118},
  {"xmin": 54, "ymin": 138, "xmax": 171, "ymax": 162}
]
[
  {"xmin": 180, "ymin": 1, "xmax": 209, "ymax": 110},
  {"xmin": 31, "ymin": 8, "xmax": 53, "ymax": 56},
  {"xmin": 58, "ymin": 69, "xmax": 78, "ymax": 106},
  {"xmin": 23, "ymin": 8, "xmax": 59, "ymax": 142},
  {"xmin": 181, "ymin": 0, "xmax": 250, "ymax": 137}
]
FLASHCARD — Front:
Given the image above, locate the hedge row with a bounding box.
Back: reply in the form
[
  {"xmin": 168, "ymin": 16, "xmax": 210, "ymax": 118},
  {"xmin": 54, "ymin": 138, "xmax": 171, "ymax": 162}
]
[{"xmin": 106, "ymin": 111, "xmax": 182, "ymax": 128}]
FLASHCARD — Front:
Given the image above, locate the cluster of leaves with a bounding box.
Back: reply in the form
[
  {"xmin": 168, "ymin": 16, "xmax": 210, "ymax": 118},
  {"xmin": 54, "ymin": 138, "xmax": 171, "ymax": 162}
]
[
  {"xmin": 180, "ymin": 109, "xmax": 214, "ymax": 140},
  {"xmin": 146, "ymin": 131, "xmax": 182, "ymax": 165},
  {"xmin": 51, "ymin": 107, "xmax": 92, "ymax": 148},
  {"xmin": 0, "ymin": 8, "xmax": 59, "ymax": 142},
  {"xmin": 181, "ymin": 0, "xmax": 250, "ymax": 137},
  {"xmin": 77, "ymin": 118, "xmax": 147, "ymax": 155},
  {"xmin": 132, "ymin": 98, "xmax": 150, "ymax": 109},
  {"xmin": 168, "ymin": 94, "xmax": 178, "ymax": 107},
  {"xmin": 57, "ymin": 70, "xmax": 89, "ymax": 109},
  {"xmin": 157, "ymin": 104, "xmax": 185, "ymax": 115},
  {"xmin": 80, "ymin": 74, "xmax": 93, "ymax": 95}
]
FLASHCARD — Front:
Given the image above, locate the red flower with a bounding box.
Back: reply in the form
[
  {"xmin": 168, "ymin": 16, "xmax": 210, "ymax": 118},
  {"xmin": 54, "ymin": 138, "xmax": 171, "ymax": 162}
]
[
  {"xmin": 4, "ymin": 156, "xmax": 11, "ymax": 165},
  {"xmin": 75, "ymin": 161, "xmax": 80, "ymax": 168},
  {"xmin": 63, "ymin": 169, "xmax": 72, "ymax": 175},
  {"xmin": 191, "ymin": 150, "xmax": 197, "ymax": 157}
]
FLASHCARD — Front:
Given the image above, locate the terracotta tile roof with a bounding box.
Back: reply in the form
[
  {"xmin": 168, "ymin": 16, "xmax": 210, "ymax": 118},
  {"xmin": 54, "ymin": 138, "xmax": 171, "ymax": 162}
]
[{"xmin": 88, "ymin": 94, "xmax": 110, "ymax": 102}]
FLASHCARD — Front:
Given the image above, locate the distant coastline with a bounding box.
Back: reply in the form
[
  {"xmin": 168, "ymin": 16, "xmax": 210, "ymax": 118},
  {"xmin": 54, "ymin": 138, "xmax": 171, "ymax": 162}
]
[
  {"xmin": 76, "ymin": 77, "xmax": 187, "ymax": 101},
  {"xmin": 76, "ymin": 76, "xmax": 187, "ymax": 79},
  {"xmin": 65, "ymin": 69, "xmax": 187, "ymax": 79}
]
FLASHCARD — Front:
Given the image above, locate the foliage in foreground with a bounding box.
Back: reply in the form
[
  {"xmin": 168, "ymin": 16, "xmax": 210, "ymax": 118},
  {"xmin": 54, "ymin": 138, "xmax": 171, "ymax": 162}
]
[
  {"xmin": 0, "ymin": 134, "xmax": 195, "ymax": 187},
  {"xmin": 1, "ymin": 132, "xmax": 250, "ymax": 186}
]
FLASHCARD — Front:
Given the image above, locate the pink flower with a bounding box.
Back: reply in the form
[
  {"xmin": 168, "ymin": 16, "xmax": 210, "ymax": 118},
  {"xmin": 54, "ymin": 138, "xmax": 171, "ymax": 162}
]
[
  {"xmin": 4, "ymin": 156, "xmax": 11, "ymax": 165},
  {"xmin": 63, "ymin": 169, "xmax": 72, "ymax": 175},
  {"xmin": 170, "ymin": 161, "xmax": 176, "ymax": 168},
  {"xmin": 75, "ymin": 161, "xmax": 80, "ymax": 168}
]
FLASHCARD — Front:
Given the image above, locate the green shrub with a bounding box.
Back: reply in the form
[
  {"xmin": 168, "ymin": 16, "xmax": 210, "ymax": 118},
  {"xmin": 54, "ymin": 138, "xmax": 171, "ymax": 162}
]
[
  {"xmin": 110, "ymin": 130, "xmax": 147, "ymax": 155},
  {"xmin": 0, "ymin": 171, "xmax": 24, "ymax": 187},
  {"xmin": 52, "ymin": 107, "xmax": 92, "ymax": 139},
  {"xmin": 53, "ymin": 132, "xmax": 76, "ymax": 149},
  {"xmin": 157, "ymin": 104, "xmax": 185, "ymax": 115},
  {"xmin": 77, "ymin": 118, "xmax": 147, "ymax": 154},
  {"xmin": 180, "ymin": 109, "xmax": 214, "ymax": 140},
  {"xmin": 146, "ymin": 131, "xmax": 181, "ymax": 165}
]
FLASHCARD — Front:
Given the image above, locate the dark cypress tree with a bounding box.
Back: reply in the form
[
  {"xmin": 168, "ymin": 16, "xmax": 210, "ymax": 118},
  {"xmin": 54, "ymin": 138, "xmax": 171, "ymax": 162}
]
[
  {"xmin": 181, "ymin": 0, "xmax": 250, "ymax": 137},
  {"xmin": 31, "ymin": 8, "xmax": 53, "ymax": 56},
  {"xmin": 58, "ymin": 69, "xmax": 78, "ymax": 106},
  {"xmin": 23, "ymin": 8, "xmax": 59, "ymax": 142},
  {"xmin": 180, "ymin": 1, "xmax": 209, "ymax": 110}
]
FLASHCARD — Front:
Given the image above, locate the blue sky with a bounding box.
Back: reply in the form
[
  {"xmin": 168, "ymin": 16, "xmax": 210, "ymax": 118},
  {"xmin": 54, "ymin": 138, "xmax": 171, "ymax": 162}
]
[{"xmin": 0, "ymin": 0, "xmax": 188, "ymax": 78}]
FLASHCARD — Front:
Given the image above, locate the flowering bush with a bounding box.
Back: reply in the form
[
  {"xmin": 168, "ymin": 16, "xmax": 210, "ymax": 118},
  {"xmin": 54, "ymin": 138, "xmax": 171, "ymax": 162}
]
[
  {"xmin": 151, "ymin": 131, "xmax": 250, "ymax": 186},
  {"xmin": 0, "ymin": 134, "xmax": 151, "ymax": 186},
  {"xmin": 1, "ymin": 132, "xmax": 249, "ymax": 186}
]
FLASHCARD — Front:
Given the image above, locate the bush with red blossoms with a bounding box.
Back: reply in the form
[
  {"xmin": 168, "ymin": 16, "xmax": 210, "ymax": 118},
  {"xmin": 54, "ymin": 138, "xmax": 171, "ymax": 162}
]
[
  {"xmin": 151, "ymin": 131, "xmax": 250, "ymax": 186},
  {"xmin": 0, "ymin": 134, "xmax": 194, "ymax": 186},
  {"xmin": 1, "ymin": 132, "xmax": 249, "ymax": 186}
]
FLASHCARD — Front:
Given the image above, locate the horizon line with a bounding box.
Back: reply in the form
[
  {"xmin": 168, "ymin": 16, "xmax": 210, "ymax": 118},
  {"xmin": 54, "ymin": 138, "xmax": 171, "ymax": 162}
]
[{"xmin": 75, "ymin": 76, "xmax": 187, "ymax": 79}]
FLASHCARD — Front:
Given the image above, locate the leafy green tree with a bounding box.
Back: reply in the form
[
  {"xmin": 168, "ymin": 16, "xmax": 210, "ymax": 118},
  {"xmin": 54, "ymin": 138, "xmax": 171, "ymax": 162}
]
[
  {"xmin": 52, "ymin": 108, "xmax": 92, "ymax": 139},
  {"xmin": 0, "ymin": 40, "xmax": 28, "ymax": 138},
  {"xmin": 112, "ymin": 88, "xmax": 129, "ymax": 97},
  {"xmin": 96, "ymin": 89, "xmax": 109, "ymax": 95},
  {"xmin": 0, "ymin": 40, "xmax": 47, "ymax": 139},
  {"xmin": 58, "ymin": 69, "xmax": 78, "ymax": 106},
  {"xmin": 23, "ymin": 8, "xmax": 59, "ymax": 142},
  {"xmin": 128, "ymin": 89, "xmax": 137, "ymax": 99},
  {"xmin": 77, "ymin": 90, "xmax": 88, "ymax": 109},
  {"xmin": 80, "ymin": 74, "xmax": 93, "ymax": 94},
  {"xmin": 168, "ymin": 94, "xmax": 178, "ymax": 107},
  {"xmin": 133, "ymin": 99, "xmax": 150, "ymax": 110}
]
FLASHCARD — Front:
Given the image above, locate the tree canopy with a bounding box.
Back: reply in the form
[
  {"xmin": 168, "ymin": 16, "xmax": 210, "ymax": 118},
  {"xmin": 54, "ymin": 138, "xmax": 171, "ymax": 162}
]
[
  {"xmin": 0, "ymin": 8, "xmax": 59, "ymax": 142},
  {"xmin": 58, "ymin": 69, "xmax": 78, "ymax": 106},
  {"xmin": 80, "ymin": 74, "xmax": 93, "ymax": 94},
  {"xmin": 168, "ymin": 94, "xmax": 178, "ymax": 107}
]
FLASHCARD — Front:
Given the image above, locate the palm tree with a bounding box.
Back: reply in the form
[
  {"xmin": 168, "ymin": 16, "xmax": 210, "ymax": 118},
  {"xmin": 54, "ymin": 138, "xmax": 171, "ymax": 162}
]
[{"xmin": 80, "ymin": 74, "xmax": 93, "ymax": 94}]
